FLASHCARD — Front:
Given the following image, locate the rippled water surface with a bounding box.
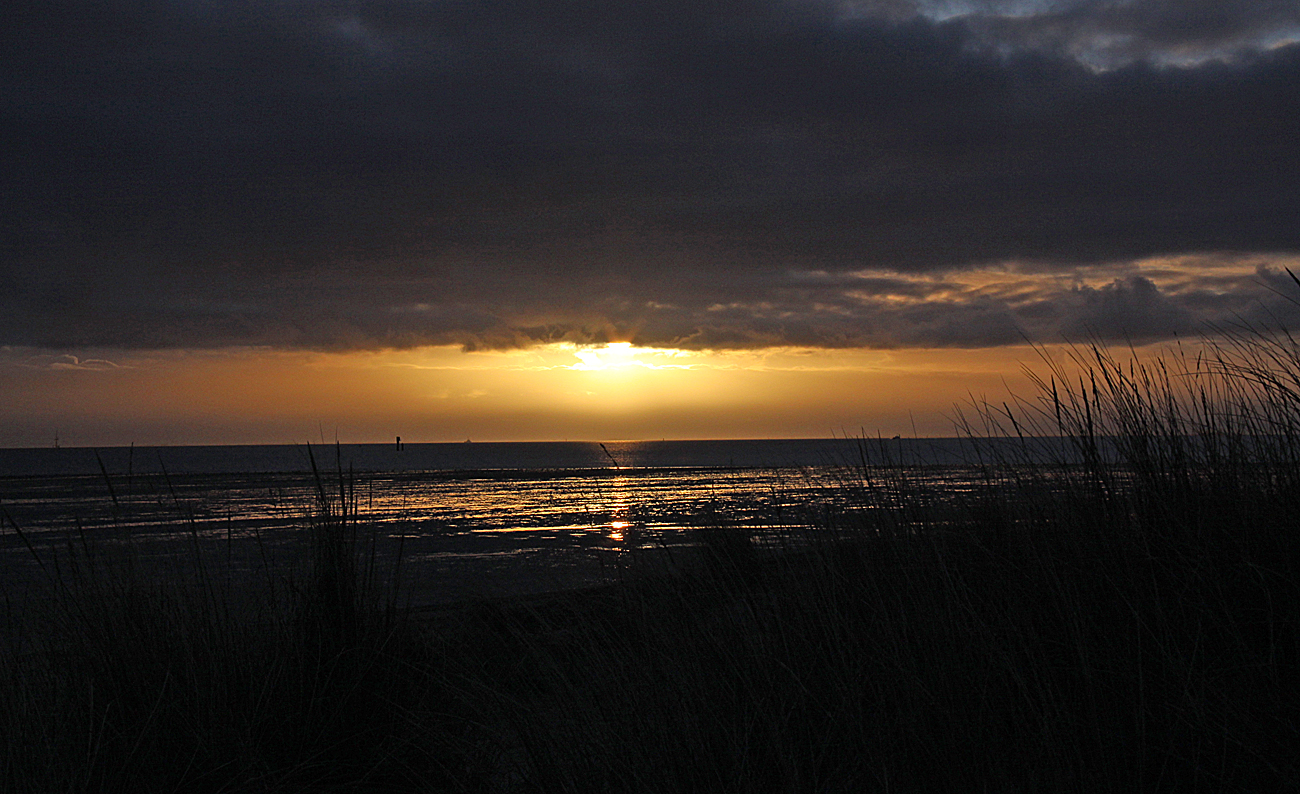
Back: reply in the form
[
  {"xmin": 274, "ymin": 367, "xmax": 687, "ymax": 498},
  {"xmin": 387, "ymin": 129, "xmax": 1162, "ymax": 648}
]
[{"xmin": 0, "ymin": 439, "xmax": 1014, "ymax": 604}]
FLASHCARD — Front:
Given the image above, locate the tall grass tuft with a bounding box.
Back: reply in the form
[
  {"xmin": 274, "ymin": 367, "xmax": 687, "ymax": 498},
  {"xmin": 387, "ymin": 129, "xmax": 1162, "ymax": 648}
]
[{"xmin": 0, "ymin": 447, "xmax": 476, "ymax": 794}]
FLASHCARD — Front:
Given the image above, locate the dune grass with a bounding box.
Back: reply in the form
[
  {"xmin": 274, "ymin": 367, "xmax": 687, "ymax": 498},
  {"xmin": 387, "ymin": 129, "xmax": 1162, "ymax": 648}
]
[
  {"xmin": 4, "ymin": 330, "xmax": 1300, "ymax": 791},
  {"xmin": 0, "ymin": 449, "xmax": 465, "ymax": 793}
]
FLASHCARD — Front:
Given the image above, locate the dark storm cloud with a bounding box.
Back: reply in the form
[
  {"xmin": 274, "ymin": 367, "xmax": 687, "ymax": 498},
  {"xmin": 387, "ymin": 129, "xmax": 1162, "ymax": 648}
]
[
  {"xmin": 1054, "ymin": 275, "xmax": 1197, "ymax": 340},
  {"xmin": 3, "ymin": 0, "xmax": 1299, "ymax": 351},
  {"xmin": 574, "ymin": 262, "xmax": 1284, "ymax": 350},
  {"xmin": 841, "ymin": 1, "xmax": 1300, "ymax": 63},
  {"xmin": 944, "ymin": 0, "xmax": 1300, "ymax": 67}
]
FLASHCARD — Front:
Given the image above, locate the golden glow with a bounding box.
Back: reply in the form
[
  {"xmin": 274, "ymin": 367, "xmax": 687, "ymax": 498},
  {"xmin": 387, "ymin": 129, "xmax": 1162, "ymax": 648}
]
[
  {"xmin": 840, "ymin": 252, "xmax": 1299, "ymax": 308},
  {"xmin": 0, "ymin": 340, "xmax": 1099, "ymax": 446},
  {"xmin": 608, "ymin": 519, "xmax": 631, "ymax": 540},
  {"xmin": 566, "ymin": 342, "xmax": 695, "ymax": 372},
  {"xmin": 571, "ymin": 342, "xmax": 636, "ymax": 371}
]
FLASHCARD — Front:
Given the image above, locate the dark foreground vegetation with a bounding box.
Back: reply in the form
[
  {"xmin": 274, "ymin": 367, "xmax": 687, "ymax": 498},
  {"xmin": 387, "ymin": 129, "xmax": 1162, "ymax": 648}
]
[{"xmin": 4, "ymin": 331, "xmax": 1300, "ymax": 792}]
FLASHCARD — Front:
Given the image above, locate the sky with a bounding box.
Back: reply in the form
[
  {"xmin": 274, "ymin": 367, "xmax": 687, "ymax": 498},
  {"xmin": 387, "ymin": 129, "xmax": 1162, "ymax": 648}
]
[{"xmin": 4, "ymin": 0, "xmax": 1300, "ymax": 446}]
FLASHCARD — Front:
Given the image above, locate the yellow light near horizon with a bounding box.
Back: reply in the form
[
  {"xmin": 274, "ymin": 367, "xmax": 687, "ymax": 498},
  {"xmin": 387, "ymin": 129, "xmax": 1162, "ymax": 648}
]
[
  {"xmin": 565, "ymin": 342, "xmax": 695, "ymax": 372},
  {"xmin": 569, "ymin": 342, "xmax": 638, "ymax": 371},
  {"xmin": 5, "ymin": 339, "xmax": 1177, "ymax": 446}
]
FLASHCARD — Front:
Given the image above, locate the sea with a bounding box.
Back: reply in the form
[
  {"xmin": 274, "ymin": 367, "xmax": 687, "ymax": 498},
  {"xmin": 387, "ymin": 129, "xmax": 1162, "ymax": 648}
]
[{"xmin": 0, "ymin": 438, "xmax": 1049, "ymax": 606}]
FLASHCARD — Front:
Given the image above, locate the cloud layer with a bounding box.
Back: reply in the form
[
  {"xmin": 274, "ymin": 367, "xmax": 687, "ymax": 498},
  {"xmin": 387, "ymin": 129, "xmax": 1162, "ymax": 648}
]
[{"xmin": 5, "ymin": 0, "xmax": 1299, "ymax": 351}]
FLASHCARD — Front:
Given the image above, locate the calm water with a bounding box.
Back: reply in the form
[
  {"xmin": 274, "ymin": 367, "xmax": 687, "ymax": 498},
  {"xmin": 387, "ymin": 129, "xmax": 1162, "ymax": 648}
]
[{"xmin": 0, "ymin": 438, "xmax": 1027, "ymax": 604}]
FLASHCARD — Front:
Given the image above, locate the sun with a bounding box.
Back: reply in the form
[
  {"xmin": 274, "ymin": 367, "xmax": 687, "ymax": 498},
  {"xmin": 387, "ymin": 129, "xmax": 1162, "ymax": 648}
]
[
  {"xmin": 566, "ymin": 342, "xmax": 695, "ymax": 372},
  {"xmin": 571, "ymin": 342, "xmax": 638, "ymax": 371}
]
